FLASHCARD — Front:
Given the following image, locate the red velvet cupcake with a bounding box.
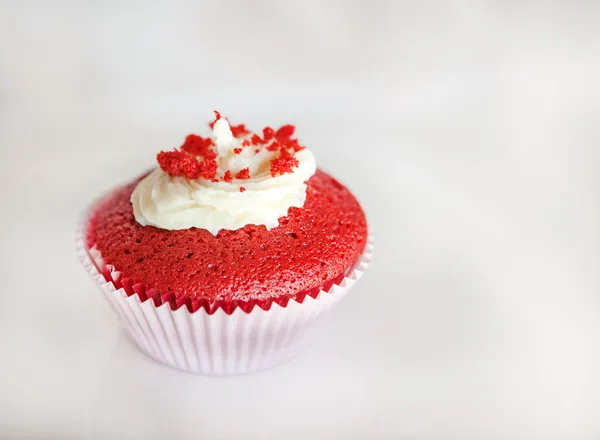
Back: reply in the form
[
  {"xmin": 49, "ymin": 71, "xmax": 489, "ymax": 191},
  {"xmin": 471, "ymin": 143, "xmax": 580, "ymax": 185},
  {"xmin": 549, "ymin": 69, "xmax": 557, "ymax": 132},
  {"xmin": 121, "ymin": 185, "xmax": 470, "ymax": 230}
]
[{"xmin": 77, "ymin": 112, "xmax": 372, "ymax": 374}]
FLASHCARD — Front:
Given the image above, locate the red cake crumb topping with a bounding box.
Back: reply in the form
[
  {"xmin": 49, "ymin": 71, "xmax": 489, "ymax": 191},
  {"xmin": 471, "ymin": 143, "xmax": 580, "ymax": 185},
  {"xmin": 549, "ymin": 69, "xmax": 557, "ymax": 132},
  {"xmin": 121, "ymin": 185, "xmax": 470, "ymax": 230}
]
[
  {"xmin": 262, "ymin": 127, "xmax": 275, "ymax": 142},
  {"xmin": 180, "ymin": 134, "xmax": 216, "ymax": 159},
  {"xmin": 230, "ymin": 124, "xmax": 250, "ymax": 138},
  {"xmin": 270, "ymin": 154, "xmax": 299, "ymax": 176},
  {"xmin": 159, "ymin": 113, "xmax": 303, "ymax": 181},
  {"xmin": 157, "ymin": 150, "xmax": 202, "ymax": 179},
  {"xmin": 199, "ymin": 158, "xmax": 218, "ymax": 180},
  {"xmin": 239, "ymin": 186, "xmax": 246, "ymax": 192},
  {"xmin": 156, "ymin": 150, "xmax": 184, "ymax": 176},
  {"xmin": 290, "ymin": 142, "xmax": 305, "ymax": 152},
  {"xmin": 266, "ymin": 140, "xmax": 280, "ymax": 152},
  {"xmin": 235, "ymin": 168, "xmax": 250, "ymax": 180},
  {"xmin": 180, "ymin": 156, "xmax": 202, "ymax": 179},
  {"xmin": 251, "ymin": 134, "xmax": 262, "ymax": 145},
  {"xmin": 275, "ymin": 124, "xmax": 295, "ymax": 139}
]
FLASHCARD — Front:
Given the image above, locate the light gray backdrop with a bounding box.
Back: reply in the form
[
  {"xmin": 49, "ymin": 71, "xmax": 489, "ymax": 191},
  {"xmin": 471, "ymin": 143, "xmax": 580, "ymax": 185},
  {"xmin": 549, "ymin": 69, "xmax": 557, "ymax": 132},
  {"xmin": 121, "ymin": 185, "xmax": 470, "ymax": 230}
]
[{"xmin": 0, "ymin": 0, "xmax": 599, "ymax": 439}]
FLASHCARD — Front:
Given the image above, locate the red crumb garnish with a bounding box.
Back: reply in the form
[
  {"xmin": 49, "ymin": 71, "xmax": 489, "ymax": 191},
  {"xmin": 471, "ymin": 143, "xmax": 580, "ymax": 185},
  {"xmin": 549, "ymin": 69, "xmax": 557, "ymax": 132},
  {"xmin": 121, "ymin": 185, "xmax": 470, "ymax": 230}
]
[
  {"xmin": 239, "ymin": 186, "xmax": 246, "ymax": 192},
  {"xmin": 276, "ymin": 124, "xmax": 295, "ymax": 139},
  {"xmin": 230, "ymin": 124, "xmax": 250, "ymax": 138},
  {"xmin": 289, "ymin": 140, "xmax": 306, "ymax": 152},
  {"xmin": 266, "ymin": 140, "xmax": 281, "ymax": 152},
  {"xmin": 235, "ymin": 168, "xmax": 250, "ymax": 180},
  {"xmin": 181, "ymin": 134, "xmax": 216, "ymax": 159},
  {"xmin": 157, "ymin": 150, "xmax": 202, "ymax": 179},
  {"xmin": 280, "ymin": 136, "xmax": 305, "ymax": 152},
  {"xmin": 270, "ymin": 154, "xmax": 299, "ymax": 176},
  {"xmin": 251, "ymin": 134, "xmax": 263, "ymax": 145},
  {"xmin": 180, "ymin": 155, "xmax": 202, "ymax": 179},
  {"xmin": 262, "ymin": 127, "xmax": 275, "ymax": 142},
  {"xmin": 161, "ymin": 115, "xmax": 304, "ymax": 181},
  {"xmin": 157, "ymin": 150, "xmax": 185, "ymax": 177},
  {"xmin": 212, "ymin": 178, "xmax": 219, "ymax": 182},
  {"xmin": 199, "ymin": 158, "xmax": 218, "ymax": 180}
]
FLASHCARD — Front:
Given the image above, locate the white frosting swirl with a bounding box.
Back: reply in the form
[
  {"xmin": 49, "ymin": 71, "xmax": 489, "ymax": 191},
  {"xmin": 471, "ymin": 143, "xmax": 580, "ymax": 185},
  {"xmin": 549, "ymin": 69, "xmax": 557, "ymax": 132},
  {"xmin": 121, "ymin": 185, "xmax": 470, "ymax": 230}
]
[{"xmin": 131, "ymin": 118, "xmax": 317, "ymax": 234}]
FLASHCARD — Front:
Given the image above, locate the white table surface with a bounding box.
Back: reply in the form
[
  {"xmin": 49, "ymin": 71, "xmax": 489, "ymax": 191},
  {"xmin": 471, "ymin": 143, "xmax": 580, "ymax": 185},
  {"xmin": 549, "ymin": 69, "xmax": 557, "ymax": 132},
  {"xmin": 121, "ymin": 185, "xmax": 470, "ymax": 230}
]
[{"xmin": 1, "ymin": 1, "xmax": 599, "ymax": 438}]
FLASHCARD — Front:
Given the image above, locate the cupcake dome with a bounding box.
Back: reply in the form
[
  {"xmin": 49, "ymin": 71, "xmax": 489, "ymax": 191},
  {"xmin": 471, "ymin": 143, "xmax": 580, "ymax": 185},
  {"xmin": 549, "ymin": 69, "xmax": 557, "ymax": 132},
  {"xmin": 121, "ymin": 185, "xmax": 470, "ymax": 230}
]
[{"xmin": 87, "ymin": 169, "xmax": 367, "ymax": 313}]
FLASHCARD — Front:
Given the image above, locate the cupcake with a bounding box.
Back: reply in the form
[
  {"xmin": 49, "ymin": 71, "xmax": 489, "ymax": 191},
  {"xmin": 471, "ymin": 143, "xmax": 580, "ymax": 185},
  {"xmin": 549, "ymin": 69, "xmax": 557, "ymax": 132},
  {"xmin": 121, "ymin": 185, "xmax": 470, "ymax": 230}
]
[{"xmin": 77, "ymin": 111, "xmax": 372, "ymax": 374}]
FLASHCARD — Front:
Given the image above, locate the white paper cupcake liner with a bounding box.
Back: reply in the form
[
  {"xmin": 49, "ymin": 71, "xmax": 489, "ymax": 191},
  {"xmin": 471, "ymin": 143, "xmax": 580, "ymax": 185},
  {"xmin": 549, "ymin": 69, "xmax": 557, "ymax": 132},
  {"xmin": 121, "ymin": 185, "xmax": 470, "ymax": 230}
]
[{"xmin": 76, "ymin": 201, "xmax": 373, "ymax": 375}]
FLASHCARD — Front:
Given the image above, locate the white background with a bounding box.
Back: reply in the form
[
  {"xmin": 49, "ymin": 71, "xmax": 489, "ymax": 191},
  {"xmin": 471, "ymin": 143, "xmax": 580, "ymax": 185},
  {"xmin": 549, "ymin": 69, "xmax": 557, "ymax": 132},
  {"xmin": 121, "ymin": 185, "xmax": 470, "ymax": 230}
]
[{"xmin": 1, "ymin": 1, "xmax": 599, "ymax": 438}]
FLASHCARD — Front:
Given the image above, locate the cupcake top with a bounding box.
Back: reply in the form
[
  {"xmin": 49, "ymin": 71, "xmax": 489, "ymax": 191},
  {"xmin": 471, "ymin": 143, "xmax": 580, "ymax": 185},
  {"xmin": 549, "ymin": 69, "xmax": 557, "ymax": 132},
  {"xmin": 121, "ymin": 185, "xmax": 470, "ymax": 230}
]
[
  {"xmin": 88, "ymin": 112, "xmax": 367, "ymax": 311},
  {"xmin": 131, "ymin": 111, "xmax": 317, "ymax": 235}
]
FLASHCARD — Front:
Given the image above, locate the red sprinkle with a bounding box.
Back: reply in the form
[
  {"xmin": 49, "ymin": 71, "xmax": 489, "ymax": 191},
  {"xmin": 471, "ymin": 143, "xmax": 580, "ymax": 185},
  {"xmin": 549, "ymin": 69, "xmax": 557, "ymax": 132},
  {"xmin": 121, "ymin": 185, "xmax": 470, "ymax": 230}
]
[
  {"xmin": 255, "ymin": 149, "xmax": 260, "ymax": 153},
  {"xmin": 211, "ymin": 178, "xmax": 219, "ymax": 183},
  {"xmin": 223, "ymin": 170, "xmax": 233, "ymax": 183},
  {"xmin": 239, "ymin": 186, "xmax": 246, "ymax": 192},
  {"xmin": 235, "ymin": 168, "xmax": 250, "ymax": 180},
  {"xmin": 241, "ymin": 139, "xmax": 250, "ymax": 147},
  {"xmin": 276, "ymin": 124, "xmax": 295, "ymax": 139},
  {"xmin": 233, "ymin": 148, "xmax": 242, "ymax": 155},
  {"xmin": 270, "ymin": 154, "xmax": 299, "ymax": 176},
  {"xmin": 181, "ymin": 134, "xmax": 216, "ymax": 159},
  {"xmin": 199, "ymin": 158, "xmax": 218, "ymax": 180}
]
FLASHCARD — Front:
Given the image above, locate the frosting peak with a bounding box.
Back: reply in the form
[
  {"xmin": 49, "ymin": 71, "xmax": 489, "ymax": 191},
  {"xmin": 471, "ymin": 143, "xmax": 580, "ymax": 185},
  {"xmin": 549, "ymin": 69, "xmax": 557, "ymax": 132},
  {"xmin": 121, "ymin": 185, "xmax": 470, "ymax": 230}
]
[
  {"xmin": 131, "ymin": 114, "xmax": 317, "ymax": 234},
  {"xmin": 213, "ymin": 117, "xmax": 235, "ymax": 157}
]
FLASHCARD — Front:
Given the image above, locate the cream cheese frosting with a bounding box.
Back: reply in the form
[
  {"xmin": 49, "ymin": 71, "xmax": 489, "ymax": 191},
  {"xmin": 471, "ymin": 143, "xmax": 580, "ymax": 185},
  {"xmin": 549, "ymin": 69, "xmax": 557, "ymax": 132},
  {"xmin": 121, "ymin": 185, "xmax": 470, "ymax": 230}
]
[{"xmin": 131, "ymin": 117, "xmax": 317, "ymax": 234}]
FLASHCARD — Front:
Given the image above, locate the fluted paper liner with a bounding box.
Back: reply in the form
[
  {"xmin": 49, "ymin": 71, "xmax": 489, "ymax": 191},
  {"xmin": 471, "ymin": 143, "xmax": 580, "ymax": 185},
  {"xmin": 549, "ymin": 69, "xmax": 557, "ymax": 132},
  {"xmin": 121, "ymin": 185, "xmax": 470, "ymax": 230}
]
[{"xmin": 76, "ymin": 202, "xmax": 373, "ymax": 375}]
